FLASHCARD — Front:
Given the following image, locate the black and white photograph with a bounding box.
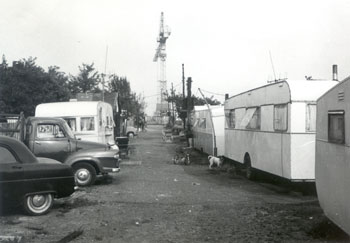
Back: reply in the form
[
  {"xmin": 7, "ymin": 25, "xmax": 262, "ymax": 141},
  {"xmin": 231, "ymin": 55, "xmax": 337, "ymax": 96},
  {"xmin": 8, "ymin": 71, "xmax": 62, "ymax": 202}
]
[{"xmin": 0, "ymin": 0, "xmax": 350, "ymax": 242}]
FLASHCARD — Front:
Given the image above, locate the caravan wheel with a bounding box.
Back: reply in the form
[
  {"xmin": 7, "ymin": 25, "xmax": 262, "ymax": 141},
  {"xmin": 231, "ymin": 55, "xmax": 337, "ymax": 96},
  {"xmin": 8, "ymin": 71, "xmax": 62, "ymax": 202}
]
[{"xmin": 244, "ymin": 154, "xmax": 256, "ymax": 180}]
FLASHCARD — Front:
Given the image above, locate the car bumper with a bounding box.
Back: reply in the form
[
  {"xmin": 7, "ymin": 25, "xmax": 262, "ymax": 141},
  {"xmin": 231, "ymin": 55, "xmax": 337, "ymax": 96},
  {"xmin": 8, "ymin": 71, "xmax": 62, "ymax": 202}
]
[{"xmin": 103, "ymin": 167, "xmax": 121, "ymax": 173}]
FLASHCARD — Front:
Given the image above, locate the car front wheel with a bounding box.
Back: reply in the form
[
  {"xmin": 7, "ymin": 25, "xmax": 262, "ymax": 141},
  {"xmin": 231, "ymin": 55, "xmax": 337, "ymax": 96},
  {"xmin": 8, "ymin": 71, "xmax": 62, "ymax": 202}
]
[
  {"xmin": 73, "ymin": 163, "xmax": 97, "ymax": 187},
  {"xmin": 24, "ymin": 193, "xmax": 53, "ymax": 216}
]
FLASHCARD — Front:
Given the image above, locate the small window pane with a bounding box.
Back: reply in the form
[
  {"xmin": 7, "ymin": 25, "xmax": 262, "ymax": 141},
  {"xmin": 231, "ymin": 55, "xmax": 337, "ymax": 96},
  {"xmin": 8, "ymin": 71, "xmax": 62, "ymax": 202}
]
[
  {"xmin": 246, "ymin": 107, "xmax": 261, "ymax": 130},
  {"xmin": 37, "ymin": 124, "xmax": 65, "ymax": 138},
  {"xmin": 225, "ymin": 110, "xmax": 230, "ymax": 128},
  {"xmin": 193, "ymin": 118, "xmax": 199, "ymax": 128},
  {"xmin": 81, "ymin": 117, "xmax": 95, "ymax": 131},
  {"xmin": 306, "ymin": 104, "xmax": 316, "ymax": 132},
  {"xmin": 63, "ymin": 118, "xmax": 77, "ymax": 131},
  {"xmin": 274, "ymin": 105, "xmax": 288, "ymax": 131},
  {"xmin": 199, "ymin": 118, "xmax": 206, "ymax": 129},
  {"xmin": 328, "ymin": 113, "xmax": 345, "ymax": 144},
  {"xmin": 240, "ymin": 108, "xmax": 256, "ymax": 128},
  {"xmin": 225, "ymin": 110, "xmax": 235, "ymax": 128},
  {"xmin": 0, "ymin": 146, "xmax": 17, "ymax": 164},
  {"xmin": 99, "ymin": 108, "xmax": 103, "ymax": 126}
]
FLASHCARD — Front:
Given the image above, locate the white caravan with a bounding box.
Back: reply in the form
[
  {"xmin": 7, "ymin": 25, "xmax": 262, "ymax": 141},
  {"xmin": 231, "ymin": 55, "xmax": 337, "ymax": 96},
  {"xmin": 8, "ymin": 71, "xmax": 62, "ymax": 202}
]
[
  {"xmin": 191, "ymin": 105, "xmax": 225, "ymax": 156},
  {"xmin": 316, "ymin": 76, "xmax": 350, "ymax": 235},
  {"xmin": 35, "ymin": 101, "xmax": 115, "ymax": 144},
  {"xmin": 224, "ymin": 80, "xmax": 337, "ymax": 181}
]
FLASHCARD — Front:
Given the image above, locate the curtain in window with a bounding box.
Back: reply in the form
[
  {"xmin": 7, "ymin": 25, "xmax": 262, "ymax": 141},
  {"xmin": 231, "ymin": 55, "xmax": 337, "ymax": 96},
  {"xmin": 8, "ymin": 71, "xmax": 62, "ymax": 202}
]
[
  {"xmin": 329, "ymin": 112, "xmax": 345, "ymax": 144},
  {"xmin": 193, "ymin": 118, "xmax": 199, "ymax": 128},
  {"xmin": 274, "ymin": 105, "xmax": 287, "ymax": 131},
  {"xmin": 247, "ymin": 108, "xmax": 261, "ymax": 129},
  {"xmin": 306, "ymin": 104, "xmax": 316, "ymax": 132},
  {"xmin": 199, "ymin": 118, "xmax": 206, "ymax": 129},
  {"xmin": 81, "ymin": 117, "xmax": 95, "ymax": 131},
  {"xmin": 225, "ymin": 110, "xmax": 231, "ymax": 128},
  {"xmin": 229, "ymin": 110, "xmax": 235, "ymax": 128},
  {"xmin": 64, "ymin": 118, "xmax": 77, "ymax": 131},
  {"xmin": 239, "ymin": 108, "xmax": 256, "ymax": 129}
]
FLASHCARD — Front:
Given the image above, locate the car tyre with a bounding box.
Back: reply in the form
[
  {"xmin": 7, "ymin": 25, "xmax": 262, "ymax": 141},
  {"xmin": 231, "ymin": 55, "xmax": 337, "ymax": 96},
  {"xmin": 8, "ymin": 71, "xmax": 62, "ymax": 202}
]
[
  {"xmin": 24, "ymin": 193, "xmax": 53, "ymax": 216},
  {"xmin": 73, "ymin": 163, "xmax": 97, "ymax": 187}
]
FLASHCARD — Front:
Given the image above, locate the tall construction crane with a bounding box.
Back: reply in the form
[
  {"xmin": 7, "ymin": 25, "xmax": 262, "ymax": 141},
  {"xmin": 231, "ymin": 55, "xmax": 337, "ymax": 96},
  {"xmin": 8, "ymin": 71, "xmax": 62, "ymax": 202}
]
[{"xmin": 153, "ymin": 12, "xmax": 171, "ymax": 114}]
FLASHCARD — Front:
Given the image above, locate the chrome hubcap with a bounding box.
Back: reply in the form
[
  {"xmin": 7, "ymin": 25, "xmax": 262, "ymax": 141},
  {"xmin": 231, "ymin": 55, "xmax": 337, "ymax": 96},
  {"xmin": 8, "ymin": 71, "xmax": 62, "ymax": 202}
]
[
  {"xmin": 32, "ymin": 195, "xmax": 45, "ymax": 207},
  {"xmin": 76, "ymin": 169, "xmax": 90, "ymax": 181}
]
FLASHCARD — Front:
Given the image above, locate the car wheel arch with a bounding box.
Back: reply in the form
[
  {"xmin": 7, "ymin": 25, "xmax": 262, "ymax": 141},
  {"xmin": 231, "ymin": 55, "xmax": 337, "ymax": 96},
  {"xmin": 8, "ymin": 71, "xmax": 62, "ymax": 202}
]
[
  {"xmin": 24, "ymin": 190, "xmax": 57, "ymax": 199},
  {"xmin": 68, "ymin": 158, "xmax": 101, "ymax": 175},
  {"xmin": 71, "ymin": 160, "xmax": 101, "ymax": 174}
]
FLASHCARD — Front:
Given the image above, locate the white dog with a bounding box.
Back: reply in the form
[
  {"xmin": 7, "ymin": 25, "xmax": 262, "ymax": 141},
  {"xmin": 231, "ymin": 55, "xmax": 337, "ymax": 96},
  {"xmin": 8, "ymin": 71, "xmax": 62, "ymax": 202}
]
[{"xmin": 208, "ymin": 155, "xmax": 223, "ymax": 169}]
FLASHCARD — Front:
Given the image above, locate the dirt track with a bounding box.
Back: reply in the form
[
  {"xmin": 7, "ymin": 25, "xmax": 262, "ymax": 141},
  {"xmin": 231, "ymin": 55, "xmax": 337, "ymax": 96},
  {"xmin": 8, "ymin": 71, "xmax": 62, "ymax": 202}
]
[{"xmin": 0, "ymin": 125, "xmax": 349, "ymax": 243}]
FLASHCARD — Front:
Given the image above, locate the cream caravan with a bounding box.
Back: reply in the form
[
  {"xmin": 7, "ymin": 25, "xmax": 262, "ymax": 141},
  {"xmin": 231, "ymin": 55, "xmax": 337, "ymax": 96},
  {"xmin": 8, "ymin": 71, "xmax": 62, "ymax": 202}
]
[
  {"xmin": 224, "ymin": 80, "xmax": 337, "ymax": 181},
  {"xmin": 316, "ymin": 76, "xmax": 350, "ymax": 235},
  {"xmin": 192, "ymin": 105, "xmax": 225, "ymax": 156},
  {"xmin": 35, "ymin": 101, "xmax": 115, "ymax": 145}
]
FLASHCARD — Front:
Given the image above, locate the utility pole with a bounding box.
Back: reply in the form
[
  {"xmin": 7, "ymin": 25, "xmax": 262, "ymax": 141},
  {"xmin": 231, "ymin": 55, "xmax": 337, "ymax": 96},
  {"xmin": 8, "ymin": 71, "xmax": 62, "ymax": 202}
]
[
  {"xmin": 182, "ymin": 64, "xmax": 185, "ymax": 99},
  {"xmin": 182, "ymin": 64, "xmax": 186, "ymax": 130},
  {"xmin": 171, "ymin": 82, "xmax": 175, "ymax": 125},
  {"xmin": 186, "ymin": 77, "xmax": 192, "ymax": 147},
  {"xmin": 102, "ymin": 45, "xmax": 108, "ymax": 102}
]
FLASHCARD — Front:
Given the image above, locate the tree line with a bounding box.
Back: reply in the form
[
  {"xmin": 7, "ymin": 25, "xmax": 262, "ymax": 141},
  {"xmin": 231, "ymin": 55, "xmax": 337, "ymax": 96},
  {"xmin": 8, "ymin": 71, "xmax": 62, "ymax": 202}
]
[{"xmin": 0, "ymin": 56, "xmax": 145, "ymax": 118}]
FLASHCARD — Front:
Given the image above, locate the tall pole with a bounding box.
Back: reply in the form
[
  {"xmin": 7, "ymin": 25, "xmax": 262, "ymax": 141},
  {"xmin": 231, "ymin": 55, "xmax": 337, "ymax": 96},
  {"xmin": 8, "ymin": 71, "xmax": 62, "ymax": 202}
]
[
  {"xmin": 186, "ymin": 77, "xmax": 192, "ymax": 147},
  {"xmin": 198, "ymin": 88, "xmax": 217, "ymax": 156},
  {"xmin": 171, "ymin": 82, "xmax": 175, "ymax": 124},
  {"xmin": 182, "ymin": 64, "xmax": 186, "ymax": 130},
  {"xmin": 182, "ymin": 64, "xmax": 185, "ymax": 98},
  {"xmin": 102, "ymin": 45, "xmax": 108, "ymax": 102}
]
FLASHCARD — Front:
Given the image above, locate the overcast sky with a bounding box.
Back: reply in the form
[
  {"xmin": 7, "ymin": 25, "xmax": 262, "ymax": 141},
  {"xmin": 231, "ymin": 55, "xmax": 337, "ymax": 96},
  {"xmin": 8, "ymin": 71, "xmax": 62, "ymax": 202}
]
[{"xmin": 1, "ymin": 0, "xmax": 349, "ymax": 114}]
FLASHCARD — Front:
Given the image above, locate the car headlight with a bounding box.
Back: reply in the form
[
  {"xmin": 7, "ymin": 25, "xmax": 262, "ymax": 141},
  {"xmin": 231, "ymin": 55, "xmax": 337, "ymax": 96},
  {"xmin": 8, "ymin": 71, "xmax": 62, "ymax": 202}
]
[{"xmin": 107, "ymin": 143, "xmax": 119, "ymax": 150}]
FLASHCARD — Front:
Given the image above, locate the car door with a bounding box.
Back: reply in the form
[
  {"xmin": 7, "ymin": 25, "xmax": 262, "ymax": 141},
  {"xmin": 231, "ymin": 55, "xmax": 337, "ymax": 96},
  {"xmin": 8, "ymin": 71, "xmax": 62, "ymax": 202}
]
[
  {"xmin": 0, "ymin": 144, "xmax": 25, "ymax": 203},
  {"xmin": 32, "ymin": 123, "xmax": 72, "ymax": 162}
]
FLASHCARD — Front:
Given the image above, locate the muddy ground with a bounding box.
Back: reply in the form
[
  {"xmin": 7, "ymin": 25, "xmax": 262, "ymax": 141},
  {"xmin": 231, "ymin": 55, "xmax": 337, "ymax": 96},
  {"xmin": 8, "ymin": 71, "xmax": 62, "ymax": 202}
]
[{"xmin": 0, "ymin": 125, "xmax": 349, "ymax": 243}]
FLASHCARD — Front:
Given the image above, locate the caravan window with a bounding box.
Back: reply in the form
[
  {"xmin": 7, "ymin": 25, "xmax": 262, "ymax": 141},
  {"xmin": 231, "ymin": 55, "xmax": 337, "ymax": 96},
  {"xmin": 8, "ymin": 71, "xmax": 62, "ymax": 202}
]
[
  {"xmin": 81, "ymin": 117, "xmax": 95, "ymax": 131},
  {"xmin": 242, "ymin": 107, "xmax": 260, "ymax": 130},
  {"xmin": 274, "ymin": 105, "xmax": 288, "ymax": 131},
  {"xmin": 225, "ymin": 109, "xmax": 235, "ymax": 128},
  {"xmin": 306, "ymin": 104, "xmax": 316, "ymax": 132},
  {"xmin": 63, "ymin": 118, "xmax": 77, "ymax": 132},
  {"xmin": 199, "ymin": 118, "xmax": 206, "ymax": 129},
  {"xmin": 99, "ymin": 108, "xmax": 103, "ymax": 126},
  {"xmin": 328, "ymin": 111, "xmax": 345, "ymax": 144},
  {"xmin": 193, "ymin": 118, "xmax": 199, "ymax": 128}
]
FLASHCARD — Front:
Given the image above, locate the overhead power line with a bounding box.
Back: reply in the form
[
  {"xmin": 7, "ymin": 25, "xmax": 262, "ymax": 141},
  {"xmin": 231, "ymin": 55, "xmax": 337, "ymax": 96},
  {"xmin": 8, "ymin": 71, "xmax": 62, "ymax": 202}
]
[{"xmin": 198, "ymin": 89, "xmax": 226, "ymax": 96}]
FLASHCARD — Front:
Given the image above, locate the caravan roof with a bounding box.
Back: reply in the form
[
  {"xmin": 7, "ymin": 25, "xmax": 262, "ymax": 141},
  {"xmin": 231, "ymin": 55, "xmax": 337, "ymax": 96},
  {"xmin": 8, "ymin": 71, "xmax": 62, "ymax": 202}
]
[
  {"xmin": 225, "ymin": 80, "xmax": 338, "ymax": 108},
  {"xmin": 193, "ymin": 105, "xmax": 224, "ymax": 117},
  {"xmin": 36, "ymin": 101, "xmax": 112, "ymax": 117}
]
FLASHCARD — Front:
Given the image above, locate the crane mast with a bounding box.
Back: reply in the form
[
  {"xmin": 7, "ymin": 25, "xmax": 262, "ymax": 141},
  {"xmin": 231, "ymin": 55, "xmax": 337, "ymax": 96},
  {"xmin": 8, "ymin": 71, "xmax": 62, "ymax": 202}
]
[{"xmin": 153, "ymin": 12, "xmax": 171, "ymax": 116}]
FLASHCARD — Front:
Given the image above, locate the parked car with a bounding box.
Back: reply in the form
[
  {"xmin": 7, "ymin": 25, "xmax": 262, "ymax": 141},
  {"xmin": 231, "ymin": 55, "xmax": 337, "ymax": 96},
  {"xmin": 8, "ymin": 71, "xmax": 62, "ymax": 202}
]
[
  {"xmin": 0, "ymin": 114, "xmax": 121, "ymax": 187},
  {"xmin": 0, "ymin": 136, "xmax": 75, "ymax": 215},
  {"xmin": 124, "ymin": 118, "xmax": 138, "ymax": 138}
]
